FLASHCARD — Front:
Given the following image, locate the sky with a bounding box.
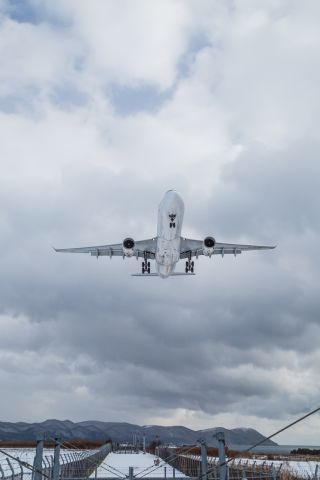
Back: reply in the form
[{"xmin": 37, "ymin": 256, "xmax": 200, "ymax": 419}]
[{"xmin": 0, "ymin": 0, "xmax": 320, "ymax": 445}]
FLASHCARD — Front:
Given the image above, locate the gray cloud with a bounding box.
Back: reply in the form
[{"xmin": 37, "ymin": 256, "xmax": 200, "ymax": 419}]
[{"xmin": 0, "ymin": 0, "xmax": 319, "ymax": 444}]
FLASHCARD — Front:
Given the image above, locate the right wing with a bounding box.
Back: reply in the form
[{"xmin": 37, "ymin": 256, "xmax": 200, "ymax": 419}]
[{"xmin": 54, "ymin": 238, "xmax": 157, "ymax": 259}]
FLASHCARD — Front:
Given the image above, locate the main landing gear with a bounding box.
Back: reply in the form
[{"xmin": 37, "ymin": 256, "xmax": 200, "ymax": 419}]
[
  {"xmin": 142, "ymin": 261, "xmax": 151, "ymax": 274},
  {"xmin": 169, "ymin": 222, "xmax": 176, "ymax": 228},
  {"xmin": 185, "ymin": 260, "xmax": 194, "ymax": 273}
]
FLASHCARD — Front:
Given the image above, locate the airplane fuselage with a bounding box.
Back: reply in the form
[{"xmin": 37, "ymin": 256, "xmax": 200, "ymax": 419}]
[{"xmin": 155, "ymin": 190, "xmax": 184, "ymax": 278}]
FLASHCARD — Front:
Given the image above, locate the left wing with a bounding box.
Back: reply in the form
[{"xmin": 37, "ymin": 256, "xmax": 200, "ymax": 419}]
[
  {"xmin": 180, "ymin": 238, "xmax": 276, "ymax": 258},
  {"xmin": 54, "ymin": 238, "xmax": 156, "ymax": 259}
]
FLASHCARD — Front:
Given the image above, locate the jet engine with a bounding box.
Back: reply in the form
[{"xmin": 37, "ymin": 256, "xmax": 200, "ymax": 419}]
[
  {"xmin": 123, "ymin": 237, "xmax": 135, "ymax": 257},
  {"xmin": 203, "ymin": 236, "xmax": 216, "ymax": 256}
]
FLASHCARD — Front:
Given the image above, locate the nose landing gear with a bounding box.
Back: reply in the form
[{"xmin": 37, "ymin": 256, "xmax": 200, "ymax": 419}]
[
  {"xmin": 169, "ymin": 214, "xmax": 176, "ymax": 228},
  {"xmin": 185, "ymin": 260, "xmax": 194, "ymax": 273}
]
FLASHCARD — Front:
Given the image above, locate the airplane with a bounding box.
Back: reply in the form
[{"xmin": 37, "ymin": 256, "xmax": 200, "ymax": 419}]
[{"xmin": 54, "ymin": 190, "xmax": 276, "ymax": 278}]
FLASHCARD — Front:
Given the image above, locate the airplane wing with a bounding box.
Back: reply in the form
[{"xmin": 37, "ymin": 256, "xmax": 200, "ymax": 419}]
[
  {"xmin": 180, "ymin": 238, "xmax": 276, "ymax": 259},
  {"xmin": 54, "ymin": 238, "xmax": 156, "ymax": 259}
]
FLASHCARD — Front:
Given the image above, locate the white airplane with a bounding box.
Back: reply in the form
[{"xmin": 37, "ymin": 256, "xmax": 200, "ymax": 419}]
[{"xmin": 54, "ymin": 190, "xmax": 276, "ymax": 278}]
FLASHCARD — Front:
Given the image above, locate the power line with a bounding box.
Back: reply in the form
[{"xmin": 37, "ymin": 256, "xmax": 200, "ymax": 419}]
[
  {"xmin": 221, "ymin": 405, "xmax": 320, "ymax": 466},
  {"xmin": 193, "ymin": 405, "xmax": 320, "ymax": 480}
]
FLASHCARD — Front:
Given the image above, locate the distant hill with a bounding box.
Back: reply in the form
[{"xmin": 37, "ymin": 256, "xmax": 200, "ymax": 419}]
[{"xmin": 0, "ymin": 420, "xmax": 277, "ymax": 447}]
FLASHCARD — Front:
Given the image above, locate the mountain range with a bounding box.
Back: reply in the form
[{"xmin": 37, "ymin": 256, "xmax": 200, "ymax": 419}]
[{"xmin": 0, "ymin": 420, "xmax": 277, "ymax": 447}]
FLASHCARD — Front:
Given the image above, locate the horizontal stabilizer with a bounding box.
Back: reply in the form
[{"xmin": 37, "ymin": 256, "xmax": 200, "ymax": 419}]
[
  {"xmin": 131, "ymin": 272, "xmax": 195, "ymax": 277},
  {"xmin": 132, "ymin": 273, "xmax": 159, "ymax": 276}
]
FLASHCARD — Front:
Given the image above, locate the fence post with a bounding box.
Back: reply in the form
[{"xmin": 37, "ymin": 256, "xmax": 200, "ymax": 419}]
[
  {"xmin": 33, "ymin": 433, "xmax": 44, "ymax": 480},
  {"xmin": 17, "ymin": 456, "xmax": 24, "ymax": 480},
  {"xmin": 216, "ymin": 430, "xmax": 227, "ymax": 480},
  {"xmin": 129, "ymin": 466, "xmax": 134, "ymax": 480},
  {"xmin": 0, "ymin": 464, "xmax": 4, "ymax": 480},
  {"xmin": 164, "ymin": 466, "xmax": 167, "ymax": 479},
  {"xmin": 6, "ymin": 458, "xmax": 15, "ymax": 480},
  {"xmin": 43, "ymin": 457, "xmax": 50, "ymax": 480},
  {"xmin": 314, "ymin": 465, "xmax": 319, "ymax": 480},
  {"xmin": 251, "ymin": 461, "xmax": 256, "ymax": 480},
  {"xmin": 52, "ymin": 435, "xmax": 61, "ymax": 480},
  {"xmin": 200, "ymin": 441, "xmax": 208, "ymax": 480}
]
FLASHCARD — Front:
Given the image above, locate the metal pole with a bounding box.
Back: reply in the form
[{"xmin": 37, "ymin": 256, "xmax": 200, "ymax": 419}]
[
  {"xmin": 164, "ymin": 466, "xmax": 167, "ymax": 479},
  {"xmin": 0, "ymin": 464, "xmax": 4, "ymax": 480},
  {"xmin": 49, "ymin": 456, "xmax": 54, "ymax": 480},
  {"xmin": 17, "ymin": 457, "xmax": 24, "ymax": 480},
  {"xmin": 52, "ymin": 435, "xmax": 61, "ymax": 480},
  {"xmin": 216, "ymin": 430, "xmax": 227, "ymax": 480},
  {"xmin": 314, "ymin": 465, "xmax": 319, "ymax": 480},
  {"xmin": 200, "ymin": 441, "xmax": 208, "ymax": 480},
  {"xmin": 242, "ymin": 464, "xmax": 246, "ymax": 480},
  {"xmin": 251, "ymin": 461, "xmax": 256, "ymax": 480},
  {"xmin": 6, "ymin": 458, "xmax": 15, "ymax": 480},
  {"xmin": 43, "ymin": 457, "xmax": 50, "ymax": 479},
  {"xmin": 34, "ymin": 434, "xmax": 44, "ymax": 480},
  {"xmin": 129, "ymin": 466, "xmax": 134, "ymax": 480}
]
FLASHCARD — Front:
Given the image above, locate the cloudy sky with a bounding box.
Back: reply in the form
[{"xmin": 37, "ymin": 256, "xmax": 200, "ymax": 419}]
[{"xmin": 0, "ymin": 0, "xmax": 320, "ymax": 444}]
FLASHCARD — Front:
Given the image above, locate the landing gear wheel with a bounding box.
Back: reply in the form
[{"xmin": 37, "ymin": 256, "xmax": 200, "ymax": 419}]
[
  {"xmin": 172, "ymin": 222, "xmax": 175, "ymax": 228},
  {"xmin": 147, "ymin": 267, "xmax": 150, "ymax": 274},
  {"xmin": 185, "ymin": 259, "xmax": 195, "ymax": 273},
  {"xmin": 147, "ymin": 262, "xmax": 150, "ymax": 269}
]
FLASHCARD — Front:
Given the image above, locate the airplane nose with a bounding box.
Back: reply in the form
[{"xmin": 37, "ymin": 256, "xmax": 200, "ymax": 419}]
[{"xmin": 157, "ymin": 264, "xmax": 171, "ymax": 278}]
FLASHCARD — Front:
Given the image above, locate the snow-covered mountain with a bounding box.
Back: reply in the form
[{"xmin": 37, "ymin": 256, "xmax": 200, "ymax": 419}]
[{"xmin": 0, "ymin": 420, "xmax": 277, "ymax": 446}]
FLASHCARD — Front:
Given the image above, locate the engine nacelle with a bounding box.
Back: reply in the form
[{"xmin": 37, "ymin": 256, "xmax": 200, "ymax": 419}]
[
  {"xmin": 123, "ymin": 237, "xmax": 135, "ymax": 257},
  {"xmin": 203, "ymin": 236, "xmax": 216, "ymax": 256}
]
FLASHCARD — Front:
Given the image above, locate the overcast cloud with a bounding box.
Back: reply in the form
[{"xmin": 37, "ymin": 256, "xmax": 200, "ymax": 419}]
[{"xmin": 0, "ymin": 0, "xmax": 320, "ymax": 444}]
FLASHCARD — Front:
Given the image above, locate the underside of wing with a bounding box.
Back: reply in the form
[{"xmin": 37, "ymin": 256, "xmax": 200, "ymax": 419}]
[
  {"xmin": 54, "ymin": 238, "xmax": 157, "ymax": 259},
  {"xmin": 213, "ymin": 242, "xmax": 276, "ymax": 255},
  {"xmin": 180, "ymin": 237, "xmax": 276, "ymax": 258}
]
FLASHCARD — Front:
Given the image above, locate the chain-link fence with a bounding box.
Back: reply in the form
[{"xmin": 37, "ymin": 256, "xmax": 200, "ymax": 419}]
[{"xmin": 0, "ymin": 443, "xmax": 112, "ymax": 480}]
